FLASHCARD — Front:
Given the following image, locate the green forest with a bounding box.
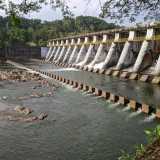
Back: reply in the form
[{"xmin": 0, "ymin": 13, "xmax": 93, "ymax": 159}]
[{"xmin": 0, "ymin": 16, "xmax": 119, "ymax": 50}]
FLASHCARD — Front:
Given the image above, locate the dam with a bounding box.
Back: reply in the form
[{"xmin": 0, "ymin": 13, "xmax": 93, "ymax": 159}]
[
  {"xmin": 1, "ymin": 23, "xmax": 160, "ymax": 160},
  {"xmin": 46, "ymin": 23, "xmax": 160, "ymax": 78}
]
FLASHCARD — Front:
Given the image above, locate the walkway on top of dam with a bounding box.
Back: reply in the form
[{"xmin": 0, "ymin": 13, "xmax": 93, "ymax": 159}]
[{"xmin": 23, "ymin": 61, "xmax": 160, "ymax": 108}]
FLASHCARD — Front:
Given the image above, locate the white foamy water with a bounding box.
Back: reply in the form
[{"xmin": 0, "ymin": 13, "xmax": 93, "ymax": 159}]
[
  {"xmin": 140, "ymin": 113, "xmax": 156, "ymax": 123},
  {"xmin": 122, "ymin": 65, "xmax": 134, "ymax": 72},
  {"xmin": 76, "ymin": 61, "xmax": 84, "ymax": 66},
  {"xmin": 122, "ymin": 104, "xmax": 130, "ymax": 111},
  {"xmin": 81, "ymin": 91, "xmax": 88, "ymax": 95},
  {"xmin": 93, "ymin": 62, "xmax": 104, "ymax": 69},
  {"xmin": 94, "ymin": 95, "xmax": 102, "ymax": 99},
  {"xmin": 117, "ymin": 104, "xmax": 130, "ymax": 112},
  {"xmin": 87, "ymin": 63, "xmax": 94, "ymax": 68},
  {"xmin": 63, "ymin": 85, "xmax": 78, "ymax": 92},
  {"xmin": 128, "ymin": 108, "xmax": 142, "ymax": 118},
  {"xmin": 108, "ymin": 102, "xmax": 119, "ymax": 109},
  {"xmin": 85, "ymin": 93, "xmax": 94, "ymax": 96}
]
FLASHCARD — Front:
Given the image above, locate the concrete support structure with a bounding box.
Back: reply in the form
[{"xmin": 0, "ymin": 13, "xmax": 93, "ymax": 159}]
[
  {"xmin": 68, "ymin": 38, "xmax": 81, "ymax": 64},
  {"xmin": 90, "ymin": 35, "xmax": 107, "ymax": 66},
  {"xmin": 80, "ymin": 36, "xmax": 98, "ymax": 66},
  {"xmin": 102, "ymin": 33, "xmax": 120, "ymax": 69},
  {"xmin": 153, "ymin": 55, "xmax": 160, "ymax": 75},
  {"xmin": 133, "ymin": 29, "xmax": 155, "ymax": 72},
  {"xmin": 45, "ymin": 42, "xmax": 52, "ymax": 60},
  {"xmin": 48, "ymin": 45, "xmax": 56, "ymax": 61},
  {"xmin": 56, "ymin": 40, "xmax": 69, "ymax": 62},
  {"xmin": 116, "ymin": 31, "xmax": 136, "ymax": 70},
  {"xmin": 53, "ymin": 40, "xmax": 63, "ymax": 61},
  {"xmin": 63, "ymin": 39, "xmax": 75, "ymax": 63},
  {"xmin": 75, "ymin": 37, "xmax": 89, "ymax": 64}
]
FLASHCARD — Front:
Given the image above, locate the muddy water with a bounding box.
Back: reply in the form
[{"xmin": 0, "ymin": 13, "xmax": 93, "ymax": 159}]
[{"xmin": 0, "ymin": 62, "xmax": 159, "ymax": 160}]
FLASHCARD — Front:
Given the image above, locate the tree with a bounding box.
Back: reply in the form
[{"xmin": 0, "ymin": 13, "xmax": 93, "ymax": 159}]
[
  {"xmin": 0, "ymin": 0, "xmax": 73, "ymax": 26},
  {"xmin": 0, "ymin": 0, "xmax": 159, "ymax": 25},
  {"xmin": 99, "ymin": 0, "xmax": 160, "ymax": 23},
  {"xmin": 0, "ymin": 15, "xmax": 118, "ymax": 49}
]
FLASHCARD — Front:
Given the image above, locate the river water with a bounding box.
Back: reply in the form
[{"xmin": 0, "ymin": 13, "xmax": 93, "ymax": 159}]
[
  {"xmin": 23, "ymin": 62, "xmax": 160, "ymax": 108},
  {"xmin": 0, "ymin": 61, "xmax": 159, "ymax": 160}
]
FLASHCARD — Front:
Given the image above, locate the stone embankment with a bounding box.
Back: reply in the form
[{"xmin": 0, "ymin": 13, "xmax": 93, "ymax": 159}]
[{"xmin": 135, "ymin": 138, "xmax": 160, "ymax": 160}]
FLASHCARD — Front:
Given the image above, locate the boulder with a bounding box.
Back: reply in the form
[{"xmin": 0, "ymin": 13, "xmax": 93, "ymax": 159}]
[
  {"xmin": 13, "ymin": 105, "xmax": 24, "ymax": 112},
  {"xmin": 23, "ymin": 116, "xmax": 37, "ymax": 122},
  {"xmin": 21, "ymin": 108, "xmax": 33, "ymax": 114},
  {"xmin": 37, "ymin": 113, "xmax": 47, "ymax": 120}
]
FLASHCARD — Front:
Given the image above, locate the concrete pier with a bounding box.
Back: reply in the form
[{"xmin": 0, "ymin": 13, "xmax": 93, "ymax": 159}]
[
  {"xmin": 75, "ymin": 37, "xmax": 89, "ymax": 64},
  {"xmin": 133, "ymin": 29, "xmax": 155, "ymax": 72},
  {"xmin": 115, "ymin": 31, "xmax": 136, "ymax": 70},
  {"xmin": 48, "ymin": 46, "xmax": 56, "ymax": 61},
  {"xmin": 46, "ymin": 46, "xmax": 52, "ymax": 60},
  {"xmin": 80, "ymin": 36, "xmax": 98, "ymax": 66},
  {"xmin": 63, "ymin": 39, "xmax": 75, "ymax": 63},
  {"xmin": 53, "ymin": 40, "xmax": 63, "ymax": 61},
  {"xmin": 153, "ymin": 55, "xmax": 160, "ymax": 76},
  {"xmin": 102, "ymin": 33, "xmax": 120, "ymax": 69},
  {"xmin": 90, "ymin": 35, "xmax": 107, "ymax": 66},
  {"xmin": 56, "ymin": 40, "xmax": 69, "ymax": 62}
]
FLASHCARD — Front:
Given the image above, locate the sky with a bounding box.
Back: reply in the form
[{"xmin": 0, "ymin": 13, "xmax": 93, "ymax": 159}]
[
  {"xmin": 26, "ymin": 0, "xmax": 107, "ymax": 21},
  {"xmin": 0, "ymin": 0, "xmax": 145, "ymax": 26}
]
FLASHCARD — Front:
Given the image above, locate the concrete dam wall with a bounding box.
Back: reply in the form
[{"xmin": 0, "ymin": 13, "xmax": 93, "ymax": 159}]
[
  {"xmin": 6, "ymin": 46, "xmax": 49, "ymax": 60},
  {"xmin": 46, "ymin": 23, "xmax": 160, "ymax": 76}
]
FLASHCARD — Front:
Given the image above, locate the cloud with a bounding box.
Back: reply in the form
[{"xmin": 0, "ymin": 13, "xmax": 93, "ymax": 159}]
[
  {"xmin": 25, "ymin": 0, "xmax": 102, "ymax": 21},
  {"xmin": 1, "ymin": 0, "xmax": 143, "ymax": 26}
]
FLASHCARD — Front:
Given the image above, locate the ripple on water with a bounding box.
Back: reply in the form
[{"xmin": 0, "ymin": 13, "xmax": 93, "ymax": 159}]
[{"xmin": 0, "ymin": 62, "xmax": 159, "ymax": 160}]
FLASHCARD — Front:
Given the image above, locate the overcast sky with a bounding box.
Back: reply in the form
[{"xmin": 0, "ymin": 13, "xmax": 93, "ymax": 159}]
[
  {"xmin": 0, "ymin": 0, "xmax": 145, "ymax": 26},
  {"xmin": 26, "ymin": 0, "xmax": 107, "ymax": 21}
]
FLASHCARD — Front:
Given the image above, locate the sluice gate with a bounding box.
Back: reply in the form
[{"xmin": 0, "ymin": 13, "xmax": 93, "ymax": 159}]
[{"xmin": 46, "ymin": 23, "xmax": 160, "ymax": 76}]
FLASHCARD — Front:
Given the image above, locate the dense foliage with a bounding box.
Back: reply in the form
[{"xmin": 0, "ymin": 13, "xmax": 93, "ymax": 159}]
[
  {"xmin": 118, "ymin": 125, "xmax": 160, "ymax": 160},
  {"xmin": 0, "ymin": 15, "xmax": 119, "ymax": 50},
  {"xmin": 100, "ymin": 0, "xmax": 160, "ymax": 23},
  {"xmin": 0, "ymin": 0, "xmax": 159, "ymax": 25}
]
